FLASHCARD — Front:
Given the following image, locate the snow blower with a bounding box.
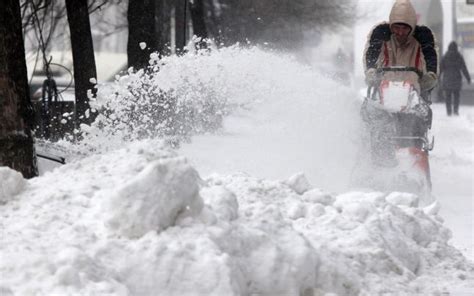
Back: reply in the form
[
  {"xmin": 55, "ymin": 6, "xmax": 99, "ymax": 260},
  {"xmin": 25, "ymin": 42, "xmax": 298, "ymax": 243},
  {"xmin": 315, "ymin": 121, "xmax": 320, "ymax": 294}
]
[{"xmin": 360, "ymin": 66, "xmax": 434, "ymax": 199}]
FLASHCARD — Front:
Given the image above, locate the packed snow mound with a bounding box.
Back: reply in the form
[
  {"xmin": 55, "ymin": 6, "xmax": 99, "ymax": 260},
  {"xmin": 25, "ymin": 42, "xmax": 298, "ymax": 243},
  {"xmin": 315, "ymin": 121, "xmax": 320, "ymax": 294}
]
[
  {"xmin": 104, "ymin": 155, "xmax": 203, "ymax": 238},
  {"xmin": 209, "ymin": 174, "xmax": 473, "ymax": 295},
  {"xmin": 0, "ymin": 167, "xmax": 26, "ymax": 204},
  {"xmin": 1, "ymin": 142, "xmax": 473, "ymax": 295}
]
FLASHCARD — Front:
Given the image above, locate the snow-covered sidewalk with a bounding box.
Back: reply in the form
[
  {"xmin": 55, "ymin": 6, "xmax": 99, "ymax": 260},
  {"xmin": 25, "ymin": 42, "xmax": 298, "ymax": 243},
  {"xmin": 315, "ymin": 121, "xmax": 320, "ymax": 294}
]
[{"xmin": 430, "ymin": 103, "xmax": 474, "ymax": 261}]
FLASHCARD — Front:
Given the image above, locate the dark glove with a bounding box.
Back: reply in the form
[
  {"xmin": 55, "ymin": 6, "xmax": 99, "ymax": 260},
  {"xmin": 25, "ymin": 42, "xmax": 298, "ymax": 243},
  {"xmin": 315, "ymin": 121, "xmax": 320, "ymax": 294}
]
[
  {"xmin": 413, "ymin": 103, "xmax": 430, "ymax": 121},
  {"xmin": 420, "ymin": 72, "xmax": 437, "ymax": 92}
]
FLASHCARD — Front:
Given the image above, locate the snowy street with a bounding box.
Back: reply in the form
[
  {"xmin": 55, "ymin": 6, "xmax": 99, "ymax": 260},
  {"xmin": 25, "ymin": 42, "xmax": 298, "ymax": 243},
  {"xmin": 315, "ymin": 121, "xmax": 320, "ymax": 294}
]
[
  {"xmin": 1, "ymin": 47, "xmax": 473, "ymax": 295},
  {"xmin": 2, "ymin": 0, "xmax": 474, "ymax": 294}
]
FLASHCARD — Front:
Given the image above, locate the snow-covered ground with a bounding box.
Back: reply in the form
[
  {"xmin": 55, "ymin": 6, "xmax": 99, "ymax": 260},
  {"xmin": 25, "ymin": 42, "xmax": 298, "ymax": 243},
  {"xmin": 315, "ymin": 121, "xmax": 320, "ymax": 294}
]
[
  {"xmin": 2, "ymin": 47, "xmax": 473, "ymax": 295},
  {"xmin": 430, "ymin": 103, "xmax": 474, "ymax": 261}
]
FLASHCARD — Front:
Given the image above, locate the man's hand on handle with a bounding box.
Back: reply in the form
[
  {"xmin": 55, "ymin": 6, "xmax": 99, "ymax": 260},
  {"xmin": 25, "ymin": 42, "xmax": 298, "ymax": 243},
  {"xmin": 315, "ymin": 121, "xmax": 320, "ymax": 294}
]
[
  {"xmin": 420, "ymin": 72, "xmax": 437, "ymax": 92},
  {"xmin": 365, "ymin": 68, "xmax": 378, "ymax": 86}
]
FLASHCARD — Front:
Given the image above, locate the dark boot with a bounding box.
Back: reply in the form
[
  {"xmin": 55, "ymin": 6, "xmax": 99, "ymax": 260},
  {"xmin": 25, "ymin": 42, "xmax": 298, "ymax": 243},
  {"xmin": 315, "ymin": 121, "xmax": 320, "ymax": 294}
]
[
  {"xmin": 446, "ymin": 103, "xmax": 452, "ymax": 116},
  {"xmin": 453, "ymin": 90, "xmax": 460, "ymax": 116},
  {"xmin": 445, "ymin": 90, "xmax": 452, "ymax": 116}
]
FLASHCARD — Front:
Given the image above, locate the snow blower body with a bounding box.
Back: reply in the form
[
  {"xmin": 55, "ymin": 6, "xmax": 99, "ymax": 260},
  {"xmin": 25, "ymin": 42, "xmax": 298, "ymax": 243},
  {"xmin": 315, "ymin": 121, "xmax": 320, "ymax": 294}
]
[{"xmin": 360, "ymin": 66, "xmax": 434, "ymax": 200}]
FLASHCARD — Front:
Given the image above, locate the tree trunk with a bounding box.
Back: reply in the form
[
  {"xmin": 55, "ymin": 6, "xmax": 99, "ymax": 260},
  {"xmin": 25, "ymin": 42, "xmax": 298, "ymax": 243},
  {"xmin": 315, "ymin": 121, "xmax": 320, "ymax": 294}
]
[
  {"xmin": 204, "ymin": 0, "xmax": 222, "ymax": 44},
  {"xmin": 156, "ymin": 0, "xmax": 171, "ymax": 56},
  {"xmin": 174, "ymin": 0, "xmax": 186, "ymax": 53},
  {"xmin": 127, "ymin": 0, "xmax": 157, "ymax": 70},
  {"xmin": 65, "ymin": 0, "xmax": 98, "ymax": 126},
  {"xmin": 0, "ymin": 0, "xmax": 38, "ymax": 178},
  {"xmin": 189, "ymin": 0, "xmax": 207, "ymax": 50}
]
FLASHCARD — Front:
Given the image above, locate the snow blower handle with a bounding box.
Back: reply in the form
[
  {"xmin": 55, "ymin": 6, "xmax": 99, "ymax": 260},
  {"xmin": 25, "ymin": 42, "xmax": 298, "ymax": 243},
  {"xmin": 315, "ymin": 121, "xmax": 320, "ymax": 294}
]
[
  {"xmin": 377, "ymin": 66, "xmax": 423, "ymax": 79},
  {"xmin": 37, "ymin": 153, "xmax": 66, "ymax": 164},
  {"xmin": 378, "ymin": 66, "xmax": 433, "ymax": 103},
  {"xmin": 366, "ymin": 66, "xmax": 423, "ymax": 100}
]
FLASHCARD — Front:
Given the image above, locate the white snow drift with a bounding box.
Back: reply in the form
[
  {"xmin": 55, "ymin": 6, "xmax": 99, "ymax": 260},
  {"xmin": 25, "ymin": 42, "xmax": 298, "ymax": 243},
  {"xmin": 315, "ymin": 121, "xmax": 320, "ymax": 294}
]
[{"xmin": 1, "ymin": 139, "xmax": 473, "ymax": 295}]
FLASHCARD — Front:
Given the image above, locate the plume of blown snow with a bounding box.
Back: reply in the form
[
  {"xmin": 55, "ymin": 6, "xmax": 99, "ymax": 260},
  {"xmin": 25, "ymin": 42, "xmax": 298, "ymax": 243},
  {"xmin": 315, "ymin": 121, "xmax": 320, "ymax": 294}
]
[{"xmin": 55, "ymin": 46, "xmax": 361, "ymax": 170}]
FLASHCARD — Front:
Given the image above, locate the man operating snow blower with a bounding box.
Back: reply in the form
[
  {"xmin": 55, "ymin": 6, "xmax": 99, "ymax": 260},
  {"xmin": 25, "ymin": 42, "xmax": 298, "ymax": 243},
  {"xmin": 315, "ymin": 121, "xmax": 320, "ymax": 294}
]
[{"xmin": 360, "ymin": 0, "xmax": 439, "ymax": 200}]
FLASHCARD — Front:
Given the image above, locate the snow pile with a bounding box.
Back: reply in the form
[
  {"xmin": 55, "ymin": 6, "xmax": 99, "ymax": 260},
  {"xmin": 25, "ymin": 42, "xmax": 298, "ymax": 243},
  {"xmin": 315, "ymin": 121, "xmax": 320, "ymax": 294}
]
[
  {"xmin": 0, "ymin": 140, "xmax": 201, "ymax": 295},
  {"xmin": 209, "ymin": 174, "xmax": 473, "ymax": 295},
  {"xmin": 0, "ymin": 167, "xmax": 26, "ymax": 204},
  {"xmin": 104, "ymin": 155, "xmax": 202, "ymax": 238},
  {"xmin": 1, "ymin": 141, "xmax": 472, "ymax": 295}
]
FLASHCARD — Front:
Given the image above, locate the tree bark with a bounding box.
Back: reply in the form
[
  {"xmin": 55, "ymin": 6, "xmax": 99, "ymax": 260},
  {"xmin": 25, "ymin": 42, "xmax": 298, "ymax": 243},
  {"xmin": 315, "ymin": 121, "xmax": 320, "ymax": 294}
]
[
  {"xmin": 156, "ymin": 0, "xmax": 171, "ymax": 56},
  {"xmin": 65, "ymin": 0, "xmax": 98, "ymax": 126},
  {"xmin": 189, "ymin": 0, "xmax": 207, "ymax": 49},
  {"xmin": 0, "ymin": 0, "xmax": 38, "ymax": 178},
  {"xmin": 204, "ymin": 0, "xmax": 222, "ymax": 44},
  {"xmin": 174, "ymin": 0, "xmax": 186, "ymax": 53},
  {"xmin": 127, "ymin": 0, "xmax": 157, "ymax": 70}
]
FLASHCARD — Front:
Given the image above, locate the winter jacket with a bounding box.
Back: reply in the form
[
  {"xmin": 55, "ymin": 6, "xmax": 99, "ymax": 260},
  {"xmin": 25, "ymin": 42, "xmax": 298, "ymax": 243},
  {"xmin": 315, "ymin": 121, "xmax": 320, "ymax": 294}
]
[
  {"xmin": 440, "ymin": 42, "xmax": 471, "ymax": 91},
  {"xmin": 363, "ymin": 0, "xmax": 438, "ymax": 89}
]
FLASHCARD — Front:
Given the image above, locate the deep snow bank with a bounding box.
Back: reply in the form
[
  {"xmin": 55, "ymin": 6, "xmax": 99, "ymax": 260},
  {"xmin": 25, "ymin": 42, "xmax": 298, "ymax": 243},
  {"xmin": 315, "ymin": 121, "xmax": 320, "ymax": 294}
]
[{"xmin": 1, "ymin": 141, "xmax": 472, "ymax": 295}]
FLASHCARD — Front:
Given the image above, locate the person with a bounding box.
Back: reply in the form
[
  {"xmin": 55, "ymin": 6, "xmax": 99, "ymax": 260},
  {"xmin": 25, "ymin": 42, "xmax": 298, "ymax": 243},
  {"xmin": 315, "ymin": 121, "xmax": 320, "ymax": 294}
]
[
  {"xmin": 333, "ymin": 47, "xmax": 351, "ymax": 84},
  {"xmin": 360, "ymin": 0, "xmax": 438, "ymax": 170},
  {"xmin": 440, "ymin": 41, "xmax": 471, "ymax": 116},
  {"xmin": 363, "ymin": 0, "xmax": 439, "ymax": 96}
]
